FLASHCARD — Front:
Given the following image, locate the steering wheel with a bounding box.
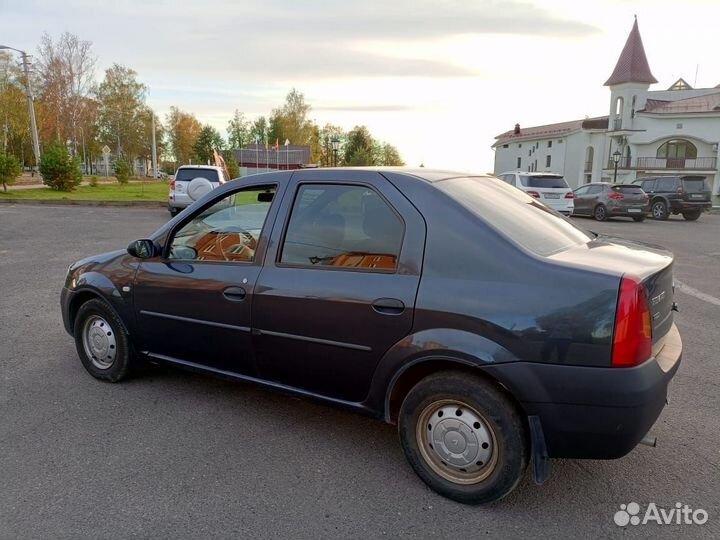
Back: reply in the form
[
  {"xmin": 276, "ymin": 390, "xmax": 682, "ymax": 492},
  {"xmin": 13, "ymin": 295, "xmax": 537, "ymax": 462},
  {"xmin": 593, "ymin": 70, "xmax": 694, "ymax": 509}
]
[{"xmin": 213, "ymin": 230, "xmax": 256, "ymax": 261}]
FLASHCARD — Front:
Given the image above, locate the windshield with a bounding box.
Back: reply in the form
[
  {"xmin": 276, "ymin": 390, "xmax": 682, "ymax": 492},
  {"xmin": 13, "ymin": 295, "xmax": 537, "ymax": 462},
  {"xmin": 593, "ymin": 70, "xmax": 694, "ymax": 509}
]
[
  {"xmin": 176, "ymin": 168, "xmax": 220, "ymax": 182},
  {"xmin": 438, "ymin": 177, "xmax": 593, "ymax": 256},
  {"xmin": 519, "ymin": 175, "xmax": 569, "ymax": 189}
]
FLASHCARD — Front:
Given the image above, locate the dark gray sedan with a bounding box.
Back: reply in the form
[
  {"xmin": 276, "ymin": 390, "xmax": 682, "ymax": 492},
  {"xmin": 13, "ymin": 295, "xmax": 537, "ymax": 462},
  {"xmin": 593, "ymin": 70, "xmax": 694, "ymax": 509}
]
[{"xmin": 573, "ymin": 182, "xmax": 650, "ymax": 221}]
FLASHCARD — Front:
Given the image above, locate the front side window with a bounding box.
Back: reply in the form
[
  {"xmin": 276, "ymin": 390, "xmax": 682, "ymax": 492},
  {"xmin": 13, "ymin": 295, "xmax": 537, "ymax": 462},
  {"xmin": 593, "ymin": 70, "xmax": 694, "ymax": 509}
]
[
  {"xmin": 280, "ymin": 184, "xmax": 403, "ymax": 271},
  {"xmin": 168, "ymin": 186, "xmax": 276, "ymax": 262}
]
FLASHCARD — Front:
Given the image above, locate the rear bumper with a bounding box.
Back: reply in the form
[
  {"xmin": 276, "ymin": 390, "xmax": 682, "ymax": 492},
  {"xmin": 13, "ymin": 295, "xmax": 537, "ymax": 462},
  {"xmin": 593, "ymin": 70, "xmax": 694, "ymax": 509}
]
[
  {"xmin": 669, "ymin": 200, "xmax": 711, "ymax": 212},
  {"xmin": 607, "ymin": 203, "xmax": 650, "ymax": 217},
  {"xmin": 483, "ymin": 324, "xmax": 682, "ymax": 459}
]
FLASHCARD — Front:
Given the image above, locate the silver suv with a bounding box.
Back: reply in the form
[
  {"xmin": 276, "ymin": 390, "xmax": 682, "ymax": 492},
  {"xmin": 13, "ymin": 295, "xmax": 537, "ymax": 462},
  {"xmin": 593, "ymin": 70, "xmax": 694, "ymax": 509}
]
[{"xmin": 168, "ymin": 165, "xmax": 228, "ymax": 217}]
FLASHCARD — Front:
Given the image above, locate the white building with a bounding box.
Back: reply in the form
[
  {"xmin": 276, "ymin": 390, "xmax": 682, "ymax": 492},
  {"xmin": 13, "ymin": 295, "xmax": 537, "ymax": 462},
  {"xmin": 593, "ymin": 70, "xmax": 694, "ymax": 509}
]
[{"xmin": 492, "ymin": 19, "xmax": 720, "ymax": 194}]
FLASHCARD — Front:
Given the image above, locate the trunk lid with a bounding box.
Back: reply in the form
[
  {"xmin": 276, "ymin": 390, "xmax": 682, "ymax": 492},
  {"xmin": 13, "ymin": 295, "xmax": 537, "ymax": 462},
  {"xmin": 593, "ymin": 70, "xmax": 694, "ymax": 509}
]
[{"xmin": 548, "ymin": 235, "xmax": 675, "ymax": 343}]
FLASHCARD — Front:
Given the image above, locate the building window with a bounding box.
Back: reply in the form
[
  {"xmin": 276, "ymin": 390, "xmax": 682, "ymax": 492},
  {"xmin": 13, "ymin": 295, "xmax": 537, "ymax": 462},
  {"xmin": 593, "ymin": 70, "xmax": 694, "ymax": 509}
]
[
  {"xmin": 676, "ymin": 123, "xmax": 683, "ymax": 129},
  {"xmin": 503, "ymin": 144, "xmax": 509, "ymax": 148},
  {"xmin": 548, "ymin": 141, "xmax": 552, "ymax": 148},
  {"xmin": 517, "ymin": 157, "xmax": 522, "ymax": 168},
  {"xmin": 546, "ymin": 155, "xmax": 551, "ymax": 167},
  {"xmin": 657, "ymin": 139, "xmax": 697, "ymax": 160},
  {"xmin": 615, "ymin": 96, "xmax": 624, "ymax": 116},
  {"xmin": 518, "ymin": 144, "xmax": 522, "ymax": 148},
  {"xmin": 558, "ymin": 139, "xmax": 563, "ymax": 144}
]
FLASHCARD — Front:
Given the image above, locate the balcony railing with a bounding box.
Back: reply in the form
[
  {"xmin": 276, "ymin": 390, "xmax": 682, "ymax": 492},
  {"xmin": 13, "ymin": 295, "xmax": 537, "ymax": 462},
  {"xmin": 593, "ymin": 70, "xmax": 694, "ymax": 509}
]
[
  {"xmin": 584, "ymin": 161, "xmax": 593, "ymax": 172},
  {"xmin": 612, "ymin": 118, "xmax": 623, "ymax": 131},
  {"xmin": 606, "ymin": 157, "xmax": 717, "ymax": 170}
]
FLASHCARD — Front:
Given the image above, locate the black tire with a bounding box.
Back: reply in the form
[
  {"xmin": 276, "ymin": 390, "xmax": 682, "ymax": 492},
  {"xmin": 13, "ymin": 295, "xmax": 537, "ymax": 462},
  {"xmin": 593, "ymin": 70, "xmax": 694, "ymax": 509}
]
[
  {"xmin": 651, "ymin": 200, "xmax": 668, "ymax": 220},
  {"xmin": 593, "ymin": 204, "xmax": 608, "ymax": 221},
  {"xmin": 682, "ymin": 210, "xmax": 701, "ymax": 221},
  {"xmin": 74, "ymin": 298, "xmax": 134, "ymax": 382},
  {"xmin": 169, "ymin": 208, "xmax": 179, "ymax": 218},
  {"xmin": 632, "ymin": 215, "xmax": 645, "ymax": 222},
  {"xmin": 398, "ymin": 371, "xmax": 529, "ymax": 505}
]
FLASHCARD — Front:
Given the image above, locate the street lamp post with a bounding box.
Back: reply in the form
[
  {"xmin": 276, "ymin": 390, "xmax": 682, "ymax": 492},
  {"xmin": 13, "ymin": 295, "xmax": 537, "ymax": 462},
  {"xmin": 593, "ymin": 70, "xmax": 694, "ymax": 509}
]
[
  {"xmin": 330, "ymin": 136, "xmax": 340, "ymax": 167},
  {"xmin": 612, "ymin": 150, "xmax": 622, "ymax": 184},
  {"xmin": 0, "ymin": 45, "xmax": 41, "ymax": 172}
]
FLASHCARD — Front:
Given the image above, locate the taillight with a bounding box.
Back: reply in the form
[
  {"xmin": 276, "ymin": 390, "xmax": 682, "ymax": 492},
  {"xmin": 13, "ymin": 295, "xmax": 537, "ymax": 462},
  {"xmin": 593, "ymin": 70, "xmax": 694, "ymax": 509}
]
[
  {"xmin": 170, "ymin": 180, "xmax": 176, "ymax": 190},
  {"xmin": 564, "ymin": 192, "xmax": 574, "ymax": 199},
  {"xmin": 608, "ymin": 192, "xmax": 624, "ymax": 200},
  {"xmin": 612, "ymin": 275, "xmax": 652, "ymax": 367},
  {"xmin": 644, "ymin": 193, "xmax": 649, "ymax": 199},
  {"xmin": 527, "ymin": 191, "xmax": 541, "ymax": 198}
]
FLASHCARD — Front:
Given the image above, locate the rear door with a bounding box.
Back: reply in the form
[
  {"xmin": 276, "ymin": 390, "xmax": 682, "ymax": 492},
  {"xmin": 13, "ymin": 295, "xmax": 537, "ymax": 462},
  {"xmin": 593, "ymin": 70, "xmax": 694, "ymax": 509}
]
[
  {"xmin": 251, "ymin": 170, "xmax": 426, "ymax": 402},
  {"xmin": 682, "ymin": 177, "xmax": 711, "ymax": 203}
]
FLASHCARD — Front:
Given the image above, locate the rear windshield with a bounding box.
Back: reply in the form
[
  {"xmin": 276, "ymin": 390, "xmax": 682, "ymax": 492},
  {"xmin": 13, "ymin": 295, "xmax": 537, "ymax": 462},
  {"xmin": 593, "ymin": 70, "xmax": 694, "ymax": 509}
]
[
  {"xmin": 438, "ymin": 177, "xmax": 593, "ymax": 256},
  {"xmin": 613, "ymin": 185, "xmax": 644, "ymax": 194},
  {"xmin": 682, "ymin": 178, "xmax": 710, "ymax": 192},
  {"xmin": 176, "ymin": 168, "xmax": 220, "ymax": 182},
  {"xmin": 519, "ymin": 175, "xmax": 569, "ymax": 188}
]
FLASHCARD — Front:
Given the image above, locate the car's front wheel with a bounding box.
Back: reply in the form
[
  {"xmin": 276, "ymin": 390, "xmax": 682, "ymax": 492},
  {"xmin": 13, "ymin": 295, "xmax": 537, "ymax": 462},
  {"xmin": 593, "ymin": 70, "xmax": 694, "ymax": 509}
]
[
  {"xmin": 652, "ymin": 200, "xmax": 669, "ymax": 220},
  {"xmin": 398, "ymin": 371, "xmax": 528, "ymax": 505},
  {"xmin": 74, "ymin": 299, "xmax": 134, "ymax": 382}
]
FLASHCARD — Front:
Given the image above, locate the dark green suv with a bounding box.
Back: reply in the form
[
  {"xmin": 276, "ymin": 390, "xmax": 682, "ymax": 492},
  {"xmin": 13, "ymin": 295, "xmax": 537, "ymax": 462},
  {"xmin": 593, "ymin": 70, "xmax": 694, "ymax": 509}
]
[{"xmin": 633, "ymin": 176, "xmax": 712, "ymax": 221}]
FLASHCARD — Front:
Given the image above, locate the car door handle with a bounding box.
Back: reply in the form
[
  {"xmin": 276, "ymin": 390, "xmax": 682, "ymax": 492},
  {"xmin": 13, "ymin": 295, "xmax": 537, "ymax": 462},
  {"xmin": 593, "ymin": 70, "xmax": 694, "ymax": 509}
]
[
  {"xmin": 223, "ymin": 286, "xmax": 246, "ymax": 302},
  {"xmin": 372, "ymin": 298, "xmax": 405, "ymax": 315}
]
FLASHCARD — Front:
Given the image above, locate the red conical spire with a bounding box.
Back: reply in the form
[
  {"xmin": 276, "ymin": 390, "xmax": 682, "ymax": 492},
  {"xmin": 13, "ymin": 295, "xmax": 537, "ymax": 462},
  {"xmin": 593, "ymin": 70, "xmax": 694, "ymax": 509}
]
[{"xmin": 604, "ymin": 18, "xmax": 657, "ymax": 86}]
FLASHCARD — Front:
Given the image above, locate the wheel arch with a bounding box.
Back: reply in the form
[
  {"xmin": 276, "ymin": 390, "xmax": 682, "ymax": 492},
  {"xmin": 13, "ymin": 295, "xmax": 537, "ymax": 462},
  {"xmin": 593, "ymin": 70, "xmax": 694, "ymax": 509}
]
[{"xmin": 68, "ymin": 285, "xmax": 131, "ymax": 336}]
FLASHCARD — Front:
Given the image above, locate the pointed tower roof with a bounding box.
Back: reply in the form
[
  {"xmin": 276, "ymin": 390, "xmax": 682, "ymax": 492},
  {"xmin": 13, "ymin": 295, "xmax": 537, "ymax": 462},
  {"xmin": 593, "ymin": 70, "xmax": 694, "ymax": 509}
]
[{"xmin": 604, "ymin": 18, "xmax": 657, "ymax": 86}]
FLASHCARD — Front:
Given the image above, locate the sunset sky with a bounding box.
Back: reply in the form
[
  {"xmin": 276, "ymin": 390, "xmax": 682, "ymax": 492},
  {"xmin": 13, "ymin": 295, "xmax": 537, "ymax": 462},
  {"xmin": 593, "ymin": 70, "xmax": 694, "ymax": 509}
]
[{"xmin": 3, "ymin": 0, "xmax": 720, "ymax": 171}]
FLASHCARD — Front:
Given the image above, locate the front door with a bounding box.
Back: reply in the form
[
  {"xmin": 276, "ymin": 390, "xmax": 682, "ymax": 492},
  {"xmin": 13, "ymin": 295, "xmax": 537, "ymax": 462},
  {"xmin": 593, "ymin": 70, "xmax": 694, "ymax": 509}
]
[
  {"xmin": 572, "ymin": 185, "xmax": 591, "ymax": 214},
  {"xmin": 133, "ymin": 183, "xmax": 280, "ymax": 375},
  {"xmin": 251, "ymin": 170, "xmax": 425, "ymax": 402}
]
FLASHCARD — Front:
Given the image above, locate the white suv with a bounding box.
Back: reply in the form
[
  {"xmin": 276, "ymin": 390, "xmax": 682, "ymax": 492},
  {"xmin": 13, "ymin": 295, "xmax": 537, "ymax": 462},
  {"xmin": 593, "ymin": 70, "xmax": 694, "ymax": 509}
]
[
  {"xmin": 498, "ymin": 171, "xmax": 574, "ymax": 215},
  {"xmin": 168, "ymin": 165, "xmax": 228, "ymax": 217}
]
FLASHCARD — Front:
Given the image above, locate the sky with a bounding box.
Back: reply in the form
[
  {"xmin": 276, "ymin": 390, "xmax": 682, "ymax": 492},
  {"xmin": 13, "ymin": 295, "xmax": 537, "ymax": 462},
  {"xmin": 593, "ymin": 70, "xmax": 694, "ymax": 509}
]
[{"xmin": 2, "ymin": 0, "xmax": 720, "ymax": 172}]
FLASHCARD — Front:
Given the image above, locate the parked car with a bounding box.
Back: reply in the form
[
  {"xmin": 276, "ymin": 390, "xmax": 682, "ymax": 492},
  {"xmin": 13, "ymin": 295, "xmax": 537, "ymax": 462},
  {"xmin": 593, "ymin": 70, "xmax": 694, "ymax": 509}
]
[
  {"xmin": 572, "ymin": 182, "xmax": 650, "ymax": 221},
  {"xmin": 497, "ymin": 171, "xmax": 574, "ymax": 215},
  {"xmin": 61, "ymin": 169, "xmax": 681, "ymax": 505},
  {"xmin": 633, "ymin": 175, "xmax": 712, "ymax": 221},
  {"xmin": 168, "ymin": 165, "xmax": 228, "ymax": 217}
]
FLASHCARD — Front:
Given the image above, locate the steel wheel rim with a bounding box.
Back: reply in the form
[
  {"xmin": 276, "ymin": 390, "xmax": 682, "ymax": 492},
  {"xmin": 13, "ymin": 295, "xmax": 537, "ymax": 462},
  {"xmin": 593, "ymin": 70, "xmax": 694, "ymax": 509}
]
[
  {"xmin": 416, "ymin": 399, "xmax": 499, "ymax": 485},
  {"xmin": 653, "ymin": 202, "xmax": 665, "ymax": 218},
  {"xmin": 82, "ymin": 315, "xmax": 117, "ymax": 370}
]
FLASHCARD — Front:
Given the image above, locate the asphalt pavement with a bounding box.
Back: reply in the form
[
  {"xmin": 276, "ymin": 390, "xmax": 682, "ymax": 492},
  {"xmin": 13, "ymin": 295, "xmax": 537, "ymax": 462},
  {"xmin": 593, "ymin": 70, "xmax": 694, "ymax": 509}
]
[{"xmin": 1, "ymin": 205, "xmax": 718, "ymax": 539}]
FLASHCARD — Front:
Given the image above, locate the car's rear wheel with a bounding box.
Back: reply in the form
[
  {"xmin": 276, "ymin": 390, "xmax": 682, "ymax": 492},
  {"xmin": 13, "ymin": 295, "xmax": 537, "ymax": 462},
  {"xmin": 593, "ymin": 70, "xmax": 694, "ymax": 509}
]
[
  {"xmin": 74, "ymin": 299, "xmax": 134, "ymax": 382},
  {"xmin": 682, "ymin": 210, "xmax": 701, "ymax": 221},
  {"xmin": 593, "ymin": 204, "xmax": 608, "ymax": 221},
  {"xmin": 652, "ymin": 200, "xmax": 669, "ymax": 220},
  {"xmin": 398, "ymin": 371, "xmax": 528, "ymax": 505},
  {"xmin": 632, "ymin": 215, "xmax": 645, "ymax": 222}
]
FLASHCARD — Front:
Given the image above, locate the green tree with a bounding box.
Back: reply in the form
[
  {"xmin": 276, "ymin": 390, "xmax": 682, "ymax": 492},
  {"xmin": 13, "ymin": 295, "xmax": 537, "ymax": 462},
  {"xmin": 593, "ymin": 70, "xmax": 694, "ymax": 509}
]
[
  {"xmin": 269, "ymin": 89, "xmax": 317, "ymax": 153},
  {"xmin": 223, "ymin": 150, "xmax": 240, "ymax": 178},
  {"xmin": 193, "ymin": 124, "xmax": 224, "ymax": 164},
  {"xmin": 1, "ymin": 51, "xmax": 32, "ymax": 166},
  {"xmin": 0, "ymin": 152, "xmax": 22, "ymax": 192},
  {"xmin": 166, "ymin": 106, "xmax": 202, "ymax": 164},
  {"xmin": 249, "ymin": 116, "xmax": 268, "ymax": 145},
  {"xmin": 378, "ymin": 143, "xmax": 404, "ymax": 166},
  {"xmin": 343, "ymin": 126, "xmax": 377, "ymax": 166},
  {"xmin": 227, "ymin": 110, "xmax": 250, "ymax": 149},
  {"xmin": 113, "ymin": 158, "xmax": 132, "ymax": 184},
  {"xmin": 96, "ymin": 64, "xmax": 147, "ymax": 160},
  {"xmin": 39, "ymin": 142, "xmax": 82, "ymax": 191}
]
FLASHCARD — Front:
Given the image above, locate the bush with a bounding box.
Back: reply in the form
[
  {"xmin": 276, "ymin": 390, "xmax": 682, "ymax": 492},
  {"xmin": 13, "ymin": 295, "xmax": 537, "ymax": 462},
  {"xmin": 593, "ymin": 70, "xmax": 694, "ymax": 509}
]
[
  {"xmin": 39, "ymin": 143, "xmax": 82, "ymax": 191},
  {"xmin": 113, "ymin": 158, "xmax": 132, "ymax": 184},
  {"xmin": 89, "ymin": 176, "xmax": 99, "ymax": 187},
  {"xmin": 0, "ymin": 152, "xmax": 22, "ymax": 192}
]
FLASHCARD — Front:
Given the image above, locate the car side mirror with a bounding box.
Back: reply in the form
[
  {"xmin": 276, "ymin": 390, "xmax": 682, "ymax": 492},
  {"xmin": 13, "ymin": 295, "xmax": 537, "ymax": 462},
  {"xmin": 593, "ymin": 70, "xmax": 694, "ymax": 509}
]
[{"xmin": 127, "ymin": 239, "xmax": 156, "ymax": 259}]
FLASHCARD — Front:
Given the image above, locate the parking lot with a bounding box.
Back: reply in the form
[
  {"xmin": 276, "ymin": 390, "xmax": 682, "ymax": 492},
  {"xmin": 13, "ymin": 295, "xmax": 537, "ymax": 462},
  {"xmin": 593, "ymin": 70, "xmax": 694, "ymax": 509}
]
[{"xmin": 1, "ymin": 204, "xmax": 719, "ymax": 539}]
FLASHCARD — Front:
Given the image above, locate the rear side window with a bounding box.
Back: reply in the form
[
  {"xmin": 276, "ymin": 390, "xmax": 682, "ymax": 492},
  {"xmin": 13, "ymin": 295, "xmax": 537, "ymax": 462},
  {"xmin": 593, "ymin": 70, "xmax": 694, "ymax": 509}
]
[
  {"xmin": 656, "ymin": 177, "xmax": 678, "ymax": 191},
  {"xmin": 682, "ymin": 178, "xmax": 710, "ymax": 192},
  {"xmin": 519, "ymin": 175, "xmax": 569, "ymax": 188},
  {"xmin": 280, "ymin": 184, "xmax": 403, "ymax": 271},
  {"xmin": 438, "ymin": 177, "xmax": 593, "ymax": 257},
  {"xmin": 588, "ymin": 185, "xmax": 603, "ymax": 194},
  {"xmin": 176, "ymin": 168, "xmax": 220, "ymax": 182}
]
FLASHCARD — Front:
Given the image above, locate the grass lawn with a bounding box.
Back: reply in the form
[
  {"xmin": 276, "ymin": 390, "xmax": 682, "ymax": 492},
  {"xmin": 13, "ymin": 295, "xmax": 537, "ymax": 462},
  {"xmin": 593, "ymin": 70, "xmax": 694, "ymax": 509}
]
[{"xmin": 0, "ymin": 181, "xmax": 168, "ymax": 202}]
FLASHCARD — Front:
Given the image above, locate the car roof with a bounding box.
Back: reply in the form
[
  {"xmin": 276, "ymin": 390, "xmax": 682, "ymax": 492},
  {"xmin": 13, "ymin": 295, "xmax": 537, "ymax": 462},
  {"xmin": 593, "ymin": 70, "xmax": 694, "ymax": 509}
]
[
  {"xmin": 499, "ymin": 171, "xmax": 565, "ymax": 177},
  {"xmin": 290, "ymin": 167, "xmax": 489, "ymax": 183}
]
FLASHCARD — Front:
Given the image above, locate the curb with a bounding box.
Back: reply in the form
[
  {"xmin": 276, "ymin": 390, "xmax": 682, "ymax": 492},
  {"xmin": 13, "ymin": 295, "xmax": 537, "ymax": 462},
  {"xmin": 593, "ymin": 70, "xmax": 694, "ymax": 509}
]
[{"xmin": 0, "ymin": 198, "xmax": 166, "ymax": 208}]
